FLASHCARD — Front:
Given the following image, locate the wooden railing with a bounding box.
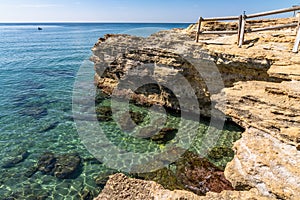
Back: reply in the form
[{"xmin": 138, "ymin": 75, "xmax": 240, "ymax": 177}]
[{"xmin": 195, "ymin": 6, "xmax": 300, "ymax": 53}]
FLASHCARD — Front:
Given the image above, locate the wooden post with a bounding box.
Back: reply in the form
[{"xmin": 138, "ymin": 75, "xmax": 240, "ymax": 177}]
[
  {"xmin": 237, "ymin": 15, "xmax": 242, "ymax": 45},
  {"xmin": 293, "ymin": 26, "xmax": 300, "ymax": 53},
  {"xmin": 293, "ymin": 12, "xmax": 300, "ymax": 52},
  {"xmin": 246, "ymin": 6, "xmax": 300, "ymax": 19},
  {"xmin": 196, "ymin": 17, "xmax": 203, "ymax": 43},
  {"xmin": 238, "ymin": 15, "xmax": 246, "ymax": 47},
  {"xmin": 296, "ymin": 12, "xmax": 300, "ymax": 33},
  {"xmin": 250, "ymin": 23, "xmax": 297, "ymax": 32}
]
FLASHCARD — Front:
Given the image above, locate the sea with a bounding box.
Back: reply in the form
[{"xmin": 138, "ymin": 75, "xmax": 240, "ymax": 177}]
[{"xmin": 0, "ymin": 23, "xmax": 242, "ymax": 199}]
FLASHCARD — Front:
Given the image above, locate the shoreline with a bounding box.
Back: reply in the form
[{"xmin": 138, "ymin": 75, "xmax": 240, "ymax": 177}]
[{"xmin": 92, "ymin": 17, "xmax": 300, "ymax": 199}]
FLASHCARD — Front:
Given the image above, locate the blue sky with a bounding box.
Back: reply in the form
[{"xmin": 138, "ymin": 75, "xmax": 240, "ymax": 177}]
[{"xmin": 0, "ymin": 0, "xmax": 299, "ymax": 22}]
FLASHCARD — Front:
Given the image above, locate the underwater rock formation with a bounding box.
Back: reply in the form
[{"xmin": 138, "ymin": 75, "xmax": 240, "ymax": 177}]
[
  {"xmin": 37, "ymin": 152, "xmax": 82, "ymax": 179},
  {"xmin": 2, "ymin": 150, "xmax": 30, "ymax": 168}
]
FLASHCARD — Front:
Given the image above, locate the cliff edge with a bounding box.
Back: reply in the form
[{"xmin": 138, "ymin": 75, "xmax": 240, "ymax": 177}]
[{"xmin": 92, "ymin": 18, "xmax": 300, "ymax": 199}]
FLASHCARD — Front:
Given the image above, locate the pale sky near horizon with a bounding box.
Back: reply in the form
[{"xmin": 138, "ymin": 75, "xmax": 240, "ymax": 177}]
[{"xmin": 0, "ymin": 0, "xmax": 299, "ymax": 22}]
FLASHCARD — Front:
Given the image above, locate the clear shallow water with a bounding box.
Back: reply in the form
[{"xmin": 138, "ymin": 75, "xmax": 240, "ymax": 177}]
[{"xmin": 0, "ymin": 23, "xmax": 242, "ymax": 199}]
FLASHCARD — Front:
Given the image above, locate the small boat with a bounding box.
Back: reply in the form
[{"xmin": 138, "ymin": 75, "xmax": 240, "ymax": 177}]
[{"xmin": 38, "ymin": 27, "xmax": 43, "ymax": 30}]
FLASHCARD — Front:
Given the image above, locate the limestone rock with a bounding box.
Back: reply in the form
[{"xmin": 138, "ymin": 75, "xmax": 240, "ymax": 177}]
[
  {"xmin": 94, "ymin": 173, "xmax": 165, "ymax": 200},
  {"xmin": 92, "ymin": 17, "xmax": 300, "ymax": 199},
  {"xmin": 225, "ymin": 128, "xmax": 300, "ymax": 199},
  {"xmin": 268, "ymin": 64, "xmax": 300, "ymax": 80},
  {"xmin": 213, "ymin": 80, "xmax": 300, "ymax": 199},
  {"xmin": 198, "ymin": 189, "xmax": 275, "ymax": 200},
  {"xmin": 214, "ymin": 81, "xmax": 300, "ymax": 147},
  {"xmin": 154, "ymin": 188, "xmax": 274, "ymax": 200},
  {"xmin": 94, "ymin": 173, "xmax": 274, "ymax": 200},
  {"xmin": 91, "ymin": 30, "xmax": 277, "ymax": 117}
]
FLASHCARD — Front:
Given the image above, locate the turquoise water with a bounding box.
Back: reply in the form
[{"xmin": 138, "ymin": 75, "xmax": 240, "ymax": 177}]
[
  {"xmin": 0, "ymin": 23, "xmax": 190, "ymax": 199},
  {"xmin": 0, "ymin": 23, "xmax": 242, "ymax": 199}
]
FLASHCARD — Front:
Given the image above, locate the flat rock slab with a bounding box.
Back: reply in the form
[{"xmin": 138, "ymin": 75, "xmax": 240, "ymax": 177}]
[{"xmin": 268, "ymin": 64, "xmax": 300, "ymax": 80}]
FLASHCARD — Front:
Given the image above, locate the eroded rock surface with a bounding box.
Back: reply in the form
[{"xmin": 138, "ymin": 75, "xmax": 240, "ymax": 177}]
[
  {"xmin": 206, "ymin": 20, "xmax": 300, "ymax": 199},
  {"xmin": 91, "ymin": 29, "xmax": 279, "ymax": 117},
  {"xmin": 225, "ymin": 128, "xmax": 300, "ymax": 199},
  {"xmin": 93, "ymin": 17, "xmax": 300, "ymax": 199},
  {"xmin": 214, "ymin": 81, "xmax": 300, "ymax": 147},
  {"xmin": 94, "ymin": 173, "xmax": 165, "ymax": 200},
  {"xmin": 213, "ymin": 80, "xmax": 300, "ymax": 199},
  {"xmin": 95, "ymin": 173, "xmax": 273, "ymax": 200}
]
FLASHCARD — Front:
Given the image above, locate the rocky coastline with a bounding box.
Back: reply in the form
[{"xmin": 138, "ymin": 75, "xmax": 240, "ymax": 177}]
[{"xmin": 92, "ymin": 18, "xmax": 300, "ymax": 199}]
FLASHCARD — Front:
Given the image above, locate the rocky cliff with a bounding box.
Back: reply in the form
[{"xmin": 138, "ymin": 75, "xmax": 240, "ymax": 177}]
[{"xmin": 92, "ymin": 18, "xmax": 300, "ymax": 199}]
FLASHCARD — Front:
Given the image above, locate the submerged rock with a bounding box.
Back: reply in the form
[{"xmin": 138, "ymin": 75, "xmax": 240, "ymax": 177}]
[
  {"xmin": 24, "ymin": 165, "xmax": 39, "ymax": 178},
  {"xmin": 129, "ymin": 110, "xmax": 146, "ymax": 125},
  {"xmin": 175, "ymin": 152, "xmax": 233, "ymax": 195},
  {"xmin": 207, "ymin": 146, "xmax": 234, "ymax": 160},
  {"xmin": 94, "ymin": 172, "xmax": 113, "ymax": 187},
  {"xmin": 132, "ymin": 151, "xmax": 233, "ymax": 195},
  {"xmin": 136, "ymin": 127, "xmax": 177, "ymax": 144},
  {"xmin": 38, "ymin": 121, "xmax": 59, "ymax": 133},
  {"xmin": 136, "ymin": 126, "xmax": 158, "ymax": 139},
  {"xmin": 19, "ymin": 106, "xmax": 48, "ymax": 119},
  {"xmin": 137, "ymin": 167, "xmax": 185, "ymax": 191},
  {"xmin": 38, "ymin": 152, "xmax": 56, "ymax": 174},
  {"xmin": 95, "ymin": 90, "xmax": 110, "ymax": 104},
  {"xmin": 151, "ymin": 127, "xmax": 177, "ymax": 143},
  {"xmin": 54, "ymin": 153, "xmax": 82, "ymax": 179},
  {"xmin": 2, "ymin": 150, "xmax": 30, "ymax": 168},
  {"xmin": 96, "ymin": 106, "xmax": 112, "ymax": 122},
  {"xmin": 37, "ymin": 152, "xmax": 82, "ymax": 179},
  {"xmin": 78, "ymin": 189, "xmax": 94, "ymax": 200}
]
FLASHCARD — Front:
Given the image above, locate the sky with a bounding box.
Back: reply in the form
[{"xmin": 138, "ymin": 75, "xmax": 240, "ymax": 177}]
[{"xmin": 0, "ymin": 0, "xmax": 300, "ymax": 22}]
